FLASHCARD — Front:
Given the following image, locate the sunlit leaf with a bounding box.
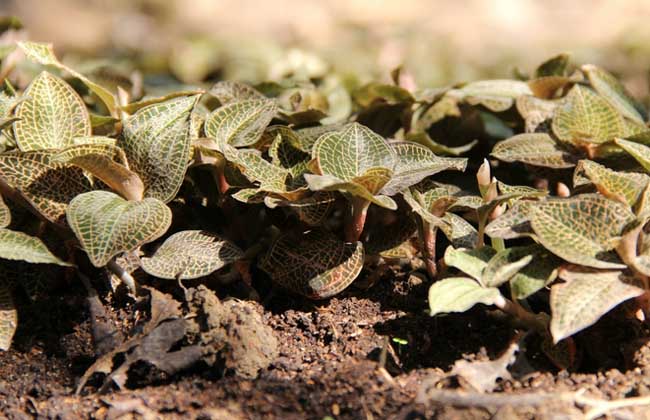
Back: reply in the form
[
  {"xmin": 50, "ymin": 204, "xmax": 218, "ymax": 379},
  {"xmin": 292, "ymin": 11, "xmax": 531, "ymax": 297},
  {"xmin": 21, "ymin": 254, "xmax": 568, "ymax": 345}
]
[
  {"xmin": 550, "ymin": 269, "xmax": 643, "ymax": 343},
  {"xmin": 0, "ymin": 281, "xmax": 16, "ymax": 351},
  {"xmin": 614, "ymin": 138, "xmax": 650, "ymax": 173},
  {"xmin": 0, "ymin": 151, "xmax": 92, "ymax": 223},
  {"xmin": 458, "ymin": 80, "xmax": 532, "ymax": 112},
  {"xmin": 440, "ymin": 212, "xmax": 479, "ymax": 248},
  {"xmin": 14, "ymin": 71, "xmax": 90, "ymax": 151},
  {"xmin": 204, "ymin": 98, "xmax": 278, "ymax": 148},
  {"xmin": 120, "ymin": 90, "xmax": 204, "ymax": 115},
  {"xmin": 529, "ymin": 194, "xmax": 634, "ymax": 269},
  {"xmin": 444, "ymin": 246, "xmax": 496, "ymax": 282},
  {"xmin": 141, "ymin": 230, "xmax": 243, "ymax": 280},
  {"xmin": 0, "ymin": 228, "xmax": 71, "ymax": 266},
  {"xmin": 484, "ymin": 244, "xmax": 560, "ymax": 298},
  {"xmin": 208, "ymin": 81, "xmax": 266, "ymax": 105},
  {"xmin": 380, "ymin": 142, "xmax": 467, "ymax": 195},
  {"xmin": 535, "ymin": 53, "xmax": 570, "ymax": 78},
  {"xmin": 259, "ymin": 230, "xmax": 364, "ymax": 299},
  {"xmin": 485, "ymin": 201, "xmax": 535, "ymax": 239},
  {"xmin": 428, "ymin": 277, "xmax": 503, "ymax": 316},
  {"xmin": 552, "ymin": 85, "xmax": 623, "ymax": 145},
  {"xmin": 120, "ymin": 95, "xmax": 200, "ymax": 202},
  {"xmin": 582, "ymin": 64, "xmax": 646, "ymax": 123},
  {"xmin": 18, "ymin": 41, "xmax": 117, "ymax": 114},
  {"xmin": 491, "ymin": 133, "xmax": 576, "ymax": 168},
  {"xmin": 0, "ymin": 195, "xmax": 10, "ymax": 228},
  {"xmin": 573, "ymin": 160, "xmax": 649, "ymax": 207},
  {"xmin": 515, "ymin": 95, "xmax": 557, "ymax": 132},
  {"xmin": 67, "ymin": 191, "xmax": 171, "ymax": 267},
  {"xmin": 406, "ymin": 132, "xmax": 477, "ymax": 156}
]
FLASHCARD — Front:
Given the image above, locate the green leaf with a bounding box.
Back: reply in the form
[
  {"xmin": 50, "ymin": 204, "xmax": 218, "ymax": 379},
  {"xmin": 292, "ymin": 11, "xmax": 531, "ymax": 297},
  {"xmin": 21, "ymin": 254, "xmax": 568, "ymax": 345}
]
[
  {"xmin": 0, "ymin": 151, "xmax": 93, "ymax": 224},
  {"xmin": 444, "ymin": 246, "xmax": 496, "ymax": 282},
  {"xmin": 491, "ymin": 133, "xmax": 576, "ymax": 168},
  {"xmin": 120, "ymin": 95, "xmax": 199, "ymax": 202},
  {"xmin": 406, "ymin": 131, "xmax": 477, "ymax": 156},
  {"xmin": 14, "ymin": 71, "xmax": 91, "ymax": 151},
  {"xmin": 18, "ymin": 41, "xmax": 117, "ymax": 115},
  {"xmin": 0, "ymin": 228, "xmax": 71, "ymax": 266},
  {"xmin": 530, "ymin": 194, "xmax": 634, "ymax": 269},
  {"xmin": 535, "ymin": 53, "xmax": 570, "ymax": 78},
  {"xmin": 459, "ymin": 80, "xmax": 532, "ymax": 112},
  {"xmin": 552, "ymin": 85, "xmax": 624, "ymax": 145},
  {"xmin": 550, "ymin": 269, "xmax": 643, "ymax": 343},
  {"xmin": 582, "ymin": 64, "xmax": 646, "ymax": 123},
  {"xmin": 485, "ymin": 201, "xmax": 535, "ymax": 239},
  {"xmin": 614, "ymin": 138, "xmax": 650, "ymax": 173},
  {"xmin": 428, "ymin": 277, "xmax": 503, "ymax": 316},
  {"xmin": 484, "ymin": 244, "xmax": 560, "ymax": 298},
  {"xmin": 573, "ymin": 160, "xmax": 649, "ymax": 207},
  {"xmin": 141, "ymin": 230, "xmax": 243, "ymax": 280},
  {"xmin": 515, "ymin": 95, "xmax": 557, "ymax": 133},
  {"xmin": 440, "ymin": 212, "xmax": 479, "ymax": 248},
  {"xmin": 306, "ymin": 123, "xmax": 397, "ymax": 208},
  {"xmin": 294, "ymin": 124, "xmax": 344, "ymax": 153},
  {"xmin": 263, "ymin": 191, "xmax": 336, "ymax": 226},
  {"xmin": 120, "ymin": 90, "xmax": 204, "ymax": 115},
  {"xmin": 0, "ymin": 281, "xmax": 16, "ymax": 351},
  {"xmin": 0, "ymin": 195, "xmax": 10, "ymax": 228},
  {"xmin": 380, "ymin": 142, "xmax": 467, "ymax": 195},
  {"xmin": 67, "ymin": 191, "xmax": 171, "ymax": 267},
  {"xmin": 259, "ymin": 230, "xmax": 364, "ymax": 299},
  {"xmin": 204, "ymin": 98, "xmax": 278, "ymax": 148},
  {"xmin": 208, "ymin": 81, "xmax": 265, "ymax": 104}
]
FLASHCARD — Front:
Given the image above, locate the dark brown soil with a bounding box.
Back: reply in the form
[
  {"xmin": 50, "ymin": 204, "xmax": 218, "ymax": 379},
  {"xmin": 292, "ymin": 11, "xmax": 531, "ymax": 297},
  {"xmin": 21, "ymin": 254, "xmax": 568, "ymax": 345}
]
[{"xmin": 2, "ymin": 269, "xmax": 650, "ymax": 419}]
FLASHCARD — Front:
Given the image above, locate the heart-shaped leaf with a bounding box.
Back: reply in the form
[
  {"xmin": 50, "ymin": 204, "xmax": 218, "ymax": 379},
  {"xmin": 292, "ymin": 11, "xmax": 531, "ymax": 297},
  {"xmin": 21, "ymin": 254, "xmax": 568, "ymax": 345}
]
[
  {"xmin": 0, "ymin": 151, "xmax": 93, "ymax": 223},
  {"xmin": 259, "ymin": 230, "xmax": 364, "ymax": 299},
  {"xmin": 0, "ymin": 281, "xmax": 16, "ymax": 351},
  {"xmin": 18, "ymin": 41, "xmax": 117, "ymax": 115},
  {"xmin": 428, "ymin": 277, "xmax": 503, "ymax": 316},
  {"xmin": 14, "ymin": 71, "xmax": 91, "ymax": 151},
  {"xmin": 582, "ymin": 64, "xmax": 646, "ymax": 123},
  {"xmin": 120, "ymin": 95, "xmax": 200, "ymax": 202},
  {"xmin": 552, "ymin": 85, "xmax": 624, "ymax": 145},
  {"xmin": 204, "ymin": 98, "xmax": 278, "ymax": 148},
  {"xmin": 550, "ymin": 269, "xmax": 643, "ymax": 343},
  {"xmin": 492, "ymin": 133, "xmax": 576, "ymax": 168},
  {"xmin": 380, "ymin": 142, "xmax": 467, "ymax": 195},
  {"xmin": 530, "ymin": 194, "xmax": 634, "ymax": 269},
  {"xmin": 306, "ymin": 123, "xmax": 397, "ymax": 208},
  {"xmin": 141, "ymin": 230, "xmax": 243, "ymax": 280},
  {"xmin": 67, "ymin": 191, "xmax": 172, "ymax": 267},
  {"xmin": 0, "ymin": 228, "xmax": 71, "ymax": 266}
]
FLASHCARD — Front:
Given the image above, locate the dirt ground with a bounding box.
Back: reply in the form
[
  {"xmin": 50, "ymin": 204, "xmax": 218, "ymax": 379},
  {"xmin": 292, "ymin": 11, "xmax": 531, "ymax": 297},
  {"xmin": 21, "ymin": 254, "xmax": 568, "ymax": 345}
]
[{"xmin": 2, "ymin": 267, "xmax": 650, "ymax": 420}]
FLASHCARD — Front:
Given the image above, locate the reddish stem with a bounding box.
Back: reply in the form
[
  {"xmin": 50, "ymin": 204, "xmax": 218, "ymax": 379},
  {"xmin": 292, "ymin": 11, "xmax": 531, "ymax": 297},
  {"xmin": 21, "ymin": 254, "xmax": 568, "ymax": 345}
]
[
  {"xmin": 345, "ymin": 197, "xmax": 370, "ymax": 242},
  {"xmin": 215, "ymin": 166, "xmax": 230, "ymax": 196},
  {"xmin": 418, "ymin": 220, "xmax": 438, "ymax": 279}
]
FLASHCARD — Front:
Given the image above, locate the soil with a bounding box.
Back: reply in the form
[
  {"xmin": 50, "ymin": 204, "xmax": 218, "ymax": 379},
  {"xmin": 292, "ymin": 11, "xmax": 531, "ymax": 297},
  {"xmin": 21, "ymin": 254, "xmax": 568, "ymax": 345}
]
[{"xmin": 2, "ymin": 268, "xmax": 650, "ymax": 419}]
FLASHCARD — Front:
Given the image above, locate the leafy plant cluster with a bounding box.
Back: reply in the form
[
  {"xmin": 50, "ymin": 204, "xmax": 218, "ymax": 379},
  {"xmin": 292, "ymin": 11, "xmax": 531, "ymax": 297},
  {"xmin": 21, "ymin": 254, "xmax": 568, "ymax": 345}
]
[{"xmin": 0, "ymin": 33, "xmax": 650, "ymax": 373}]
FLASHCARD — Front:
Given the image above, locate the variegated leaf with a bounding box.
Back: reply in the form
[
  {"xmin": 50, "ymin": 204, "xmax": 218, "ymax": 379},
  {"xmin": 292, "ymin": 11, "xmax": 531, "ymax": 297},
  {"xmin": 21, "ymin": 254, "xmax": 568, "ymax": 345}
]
[
  {"xmin": 0, "ymin": 228, "xmax": 71, "ymax": 266},
  {"xmin": 444, "ymin": 246, "xmax": 496, "ymax": 282},
  {"xmin": 141, "ymin": 230, "xmax": 243, "ymax": 280},
  {"xmin": 458, "ymin": 80, "xmax": 532, "ymax": 112},
  {"xmin": 552, "ymin": 85, "xmax": 624, "ymax": 145},
  {"xmin": 550, "ymin": 269, "xmax": 643, "ymax": 342},
  {"xmin": 18, "ymin": 41, "xmax": 117, "ymax": 114},
  {"xmin": 485, "ymin": 201, "xmax": 535, "ymax": 239},
  {"xmin": 614, "ymin": 138, "xmax": 650, "ymax": 173},
  {"xmin": 491, "ymin": 133, "xmax": 576, "ymax": 168},
  {"xmin": 0, "ymin": 281, "xmax": 16, "ymax": 351},
  {"xmin": 530, "ymin": 194, "xmax": 634, "ymax": 269},
  {"xmin": 66, "ymin": 191, "xmax": 171, "ymax": 267},
  {"xmin": 259, "ymin": 230, "xmax": 364, "ymax": 299},
  {"xmin": 0, "ymin": 151, "xmax": 93, "ymax": 224},
  {"xmin": 120, "ymin": 95, "xmax": 199, "ymax": 202},
  {"xmin": 582, "ymin": 64, "xmax": 646, "ymax": 123},
  {"xmin": 14, "ymin": 71, "xmax": 91, "ymax": 151},
  {"xmin": 573, "ymin": 160, "xmax": 649, "ymax": 207},
  {"xmin": 208, "ymin": 81, "xmax": 265, "ymax": 104},
  {"xmin": 405, "ymin": 132, "xmax": 477, "ymax": 156},
  {"xmin": 0, "ymin": 195, "xmax": 10, "ymax": 228},
  {"xmin": 380, "ymin": 142, "xmax": 467, "ymax": 196},
  {"xmin": 428, "ymin": 277, "xmax": 503, "ymax": 316},
  {"xmin": 204, "ymin": 98, "xmax": 278, "ymax": 148}
]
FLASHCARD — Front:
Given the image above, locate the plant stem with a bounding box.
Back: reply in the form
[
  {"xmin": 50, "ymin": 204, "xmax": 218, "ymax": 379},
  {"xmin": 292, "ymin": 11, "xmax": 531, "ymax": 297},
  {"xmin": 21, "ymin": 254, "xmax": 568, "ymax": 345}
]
[
  {"xmin": 345, "ymin": 197, "xmax": 371, "ymax": 242},
  {"xmin": 107, "ymin": 259, "xmax": 137, "ymax": 294},
  {"xmin": 417, "ymin": 219, "xmax": 438, "ymax": 279},
  {"xmin": 494, "ymin": 294, "xmax": 547, "ymax": 333},
  {"xmin": 491, "ymin": 237, "xmax": 506, "ymax": 252}
]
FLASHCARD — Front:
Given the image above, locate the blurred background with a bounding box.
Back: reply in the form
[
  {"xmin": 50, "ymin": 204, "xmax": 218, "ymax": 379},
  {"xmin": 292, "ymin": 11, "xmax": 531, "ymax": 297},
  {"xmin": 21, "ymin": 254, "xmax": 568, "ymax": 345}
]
[{"xmin": 2, "ymin": 0, "xmax": 650, "ymax": 91}]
